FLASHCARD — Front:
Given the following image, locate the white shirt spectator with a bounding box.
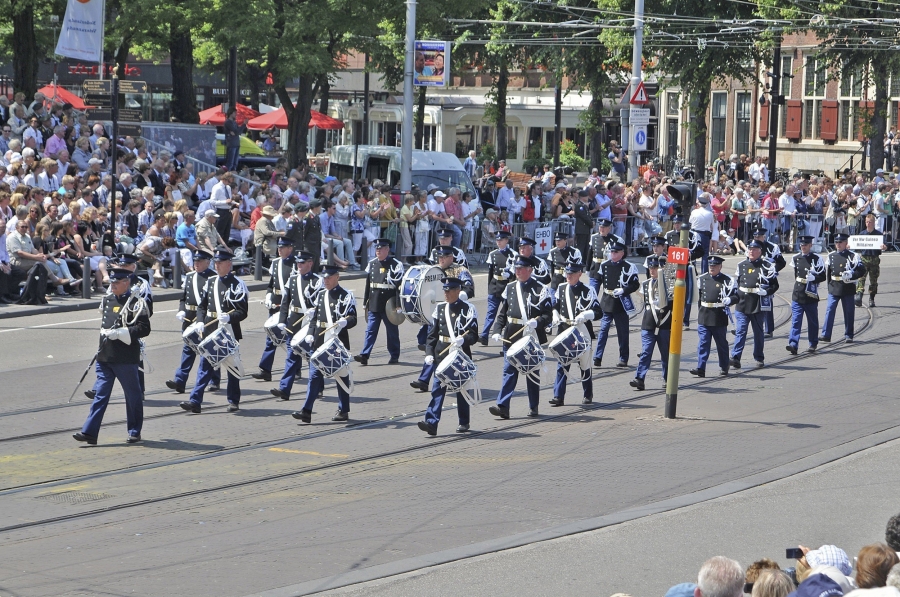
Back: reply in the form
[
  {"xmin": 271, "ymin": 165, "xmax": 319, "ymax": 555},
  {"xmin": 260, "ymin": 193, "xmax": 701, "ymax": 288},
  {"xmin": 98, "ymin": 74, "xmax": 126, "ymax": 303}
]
[
  {"xmin": 196, "ymin": 199, "xmax": 214, "ymax": 217},
  {"xmin": 23, "ymin": 126, "xmax": 43, "ymax": 149},
  {"xmin": 779, "ymin": 192, "xmax": 797, "ymax": 215},
  {"xmin": 748, "ymin": 161, "xmax": 768, "ymax": 183},
  {"xmin": 273, "ymin": 214, "xmax": 288, "ymax": 232},
  {"xmin": 204, "ymin": 176, "xmax": 220, "ymax": 197},
  {"xmin": 37, "ymin": 171, "xmax": 58, "ymax": 193},
  {"xmin": 497, "ymin": 185, "xmax": 516, "ymax": 210},
  {"xmin": 210, "ymin": 180, "xmax": 233, "ymax": 209},
  {"xmin": 689, "ymin": 204, "xmax": 715, "ymax": 233}
]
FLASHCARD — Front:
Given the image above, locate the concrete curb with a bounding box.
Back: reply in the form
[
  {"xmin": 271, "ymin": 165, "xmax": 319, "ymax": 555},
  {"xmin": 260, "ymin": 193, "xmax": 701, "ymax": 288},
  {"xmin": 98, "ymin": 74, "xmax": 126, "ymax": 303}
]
[{"xmin": 248, "ymin": 424, "xmax": 900, "ymax": 597}]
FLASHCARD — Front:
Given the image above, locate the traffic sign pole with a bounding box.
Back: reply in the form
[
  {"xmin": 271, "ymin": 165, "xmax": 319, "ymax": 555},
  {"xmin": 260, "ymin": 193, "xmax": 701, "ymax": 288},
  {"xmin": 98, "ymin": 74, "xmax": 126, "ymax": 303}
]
[
  {"xmin": 664, "ymin": 224, "xmax": 691, "ymax": 419},
  {"xmin": 110, "ymin": 73, "xmax": 118, "ymax": 232}
]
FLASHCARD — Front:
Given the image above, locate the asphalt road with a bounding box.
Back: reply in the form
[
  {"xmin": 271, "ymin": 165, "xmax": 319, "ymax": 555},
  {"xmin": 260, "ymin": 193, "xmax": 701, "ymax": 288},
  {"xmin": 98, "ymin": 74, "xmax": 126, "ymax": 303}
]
[{"xmin": 0, "ymin": 255, "xmax": 897, "ymax": 597}]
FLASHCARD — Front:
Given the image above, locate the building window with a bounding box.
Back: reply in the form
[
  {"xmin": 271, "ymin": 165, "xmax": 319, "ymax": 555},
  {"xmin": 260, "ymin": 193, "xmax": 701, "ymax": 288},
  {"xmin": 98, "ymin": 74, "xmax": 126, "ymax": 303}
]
[
  {"xmin": 735, "ymin": 92, "xmax": 751, "ymax": 156},
  {"xmin": 506, "ymin": 126, "xmax": 518, "ymax": 159},
  {"xmin": 667, "ymin": 92, "xmax": 679, "ymax": 116},
  {"xmin": 803, "ymin": 57, "xmax": 825, "ymax": 140},
  {"xmin": 421, "ymin": 125, "xmax": 437, "ymax": 151},
  {"xmin": 455, "ymin": 125, "xmax": 475, "ymax": 158},
  {"xmin": 839, "ymin": 66, "xmax": 862, "ymax": 142},
  {"xmin": 804, "ymin": 57, "xmax": 826, "ymax": 97},
  {"xmin": 710, "ymin": 92, "xmax": 727, "ymax": 159},
  {"xmin": 780, "ymin": 55, "xmax": 793, "ymax": 97}
]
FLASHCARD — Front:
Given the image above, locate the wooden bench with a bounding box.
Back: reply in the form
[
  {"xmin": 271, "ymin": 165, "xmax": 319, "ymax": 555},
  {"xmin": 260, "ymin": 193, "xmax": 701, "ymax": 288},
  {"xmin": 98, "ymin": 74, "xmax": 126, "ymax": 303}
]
[{"xmin": 504, "ymin": 171, "xmax": 534, "ymax": 192}]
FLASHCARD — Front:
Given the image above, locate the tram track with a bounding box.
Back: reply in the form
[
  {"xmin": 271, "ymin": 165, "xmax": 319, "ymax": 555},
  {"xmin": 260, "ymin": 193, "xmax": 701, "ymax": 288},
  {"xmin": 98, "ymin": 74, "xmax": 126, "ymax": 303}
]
[{"xmin": 2, "ymin": 295, "xmax": 877, "ymax": 535}]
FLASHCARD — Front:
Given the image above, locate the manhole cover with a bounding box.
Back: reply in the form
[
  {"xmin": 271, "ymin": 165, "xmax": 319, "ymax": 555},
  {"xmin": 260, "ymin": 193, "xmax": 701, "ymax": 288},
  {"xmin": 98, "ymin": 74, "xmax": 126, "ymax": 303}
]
[{"xmin": 36, "ymin": 491, "xmax": 113, "ymax": 505}]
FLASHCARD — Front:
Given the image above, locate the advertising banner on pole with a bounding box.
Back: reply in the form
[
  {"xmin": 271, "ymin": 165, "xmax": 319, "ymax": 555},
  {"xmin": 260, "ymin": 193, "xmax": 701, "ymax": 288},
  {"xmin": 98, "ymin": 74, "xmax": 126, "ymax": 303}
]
[
  {"xmin": 414, "ymin": 41, "xmax": 450, "ymax": 87},
  {"xmin": 55, "ymin": 0, "xmax": 105, "ymax": 62}
]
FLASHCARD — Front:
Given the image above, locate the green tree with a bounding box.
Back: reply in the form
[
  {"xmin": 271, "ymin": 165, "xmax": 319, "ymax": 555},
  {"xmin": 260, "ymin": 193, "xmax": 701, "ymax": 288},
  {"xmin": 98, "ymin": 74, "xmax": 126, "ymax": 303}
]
[{"xmin": 0, "ymin": 0, "xmax": 65, "ymax": 96}]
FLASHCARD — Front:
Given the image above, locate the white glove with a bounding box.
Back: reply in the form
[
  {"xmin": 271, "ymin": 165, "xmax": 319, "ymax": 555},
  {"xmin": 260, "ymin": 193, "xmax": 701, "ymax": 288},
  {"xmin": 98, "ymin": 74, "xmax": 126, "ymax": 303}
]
[
  {"xmin": 722, "ymin": 296, "xmax": 732, "ymax": 306},
  {"xmin": 613, "ymin": 288, "xmax": 625, "ymax": 297},
  {"xmin": 491, "ymin": 333, "xmax": 502, "ymax": 343},
  {"xmin": 755, "ymin": 287, "xmax": 768, "ymax": 296},
  {"xmin": 304, "ymin": 308, "xmax": 315, "ymax": 318},
  {"xmin": 264, "ymin": 293, "xmax": 273, "ymax": 309},
  {"xmin": 305, "ymin": 334, "xmax": 314, "ymax": 345},
  {"xmin": 552, "ymin": 311, "xmax": 561, "ymax": 325},
  {"xmin": 175, "ymin": 311, "xmax": 186, "ymax": 321},
  {"xmin": 451, "ymin": 336, "xmax": 465, "ymax": 347},
  {"xmin": 500, "ymin": 270, "xmax": 511, "ymax": 279},
  {"xmin": 575, "ymin": 311, "xmax": 593, "ymax": 323},
  {"xmin": 424, "ymin": 355, "xmax": 434, "ymax": 366},
  {"xmin": 336, "ymin": 318, "xmax": 348, "ymax": 329},
  {"xmin": 218, "ymin": 312, "xmax": 230, "ymax": 324},
  {"xmin": 806, "ymin": 272, "xmax": 816, "ymax": 282},
  {"xmin": 277, "ymin": 323, "xmax": 286, "ymax": 331},
  {"xmin": 106, "ymin": 327, "xmax": 131, "ymax": 345},
  {"xmin": 526, "ymin": 318, "xmax": 538, "ymax": 329},
  {"xmin": 841, "ymin": 271, "xmax": 852, "ymax": 282},
  {"xmin": 459, "ymin": 291, "xmax": 468, "ymax": 302}
]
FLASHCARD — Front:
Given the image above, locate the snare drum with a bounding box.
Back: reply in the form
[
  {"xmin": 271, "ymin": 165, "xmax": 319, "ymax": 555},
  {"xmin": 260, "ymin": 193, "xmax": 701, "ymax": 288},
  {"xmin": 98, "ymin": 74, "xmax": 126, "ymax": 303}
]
[
  {"xmin": 435, "ymin": 351, "xmax": 477, "ymax": 392},
  {"xmin": 289, "ymin": 322, "xmax": 314, "ymax": 358},
  {"xmin": 548, "ymin": 326, "xmax": 590, "ymax": 366},
  {"xmin": 310, "ymin": 338, "xmax": 352, "ymax": 378},
  {"xmin": 197, "ymin": 326, "xmax": 238, "ymax": 369},
  {"xmin": 507, "ymin": 336, "xmax": 545, "ymax": 375},
  {"xmin": 182, "ymin": 321, "xmax": 205, "ymax": 352},
  {"xmin": 400, "ymin": 265, "xmax": 443, "ymax": 325},
  {"xmin": 264, "ymin": 313, "xmax": 288, "ymax": 347}
]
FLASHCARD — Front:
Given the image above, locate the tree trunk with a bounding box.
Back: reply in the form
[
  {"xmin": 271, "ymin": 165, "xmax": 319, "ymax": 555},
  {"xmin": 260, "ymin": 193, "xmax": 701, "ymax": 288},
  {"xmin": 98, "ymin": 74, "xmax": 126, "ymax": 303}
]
[
  {"xmin": 586, "ymin": 94, "xmax": 604, "ymax": 170},
  {"xmin": 278, "ymin": 76, "xmax": 315, "ymax": 170},
  {"xmin": 869, "ymin": 62, "xmax": 888, "ymax": 175},
  {"xmin": 496, "ymin": 61, "xmax": 509, "ymax": 161},
  {"xmin": 414, "ymin": 86, "xmax": 426, "ymax": 149},
  {"xmin": 169, "ymin": 25, "xmax": 198, "ymax": 123},
  {"xmin": 689, "ymin": 87, "xmax": 710, "ymax": 179},
  {"xmin": 11, "ymin": 4, "xmax": 38, "ymax": 97},
  {"xmin": 315, "ymin": 76, "xmax": 330, "ymax": 154},
  {"xmin": 115, "ymin": 39, "xmax": 131, "ymax": 80}
]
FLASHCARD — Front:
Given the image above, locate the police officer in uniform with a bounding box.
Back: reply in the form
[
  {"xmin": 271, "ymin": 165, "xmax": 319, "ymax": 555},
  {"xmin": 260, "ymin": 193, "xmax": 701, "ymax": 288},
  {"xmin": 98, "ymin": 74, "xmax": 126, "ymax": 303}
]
[
  {"xmin": 166, "ymin": 250, "xmax": 220, "ymax": 393},
  {"xmin": 355, "ymin": 237, "xmax": 405, "ymax": 365},
  {"xmin": 180, "ymin": 249, "xmax": 249, "ymax": 413},
  {"xmin": 820, "ymin": 233, "xmax": 866, "ymax": 343},
  {"xmin": 586, "ymin": 218, "xmax": 624, "ymax": 295},
  {"xmin": 787, "ymin": 235, "xmax": 827, "ymax": 354},
  {"xmin": 479, "ymin": 230, "xmax": 516, "ymax": 345},
  {"xmin": 252, "ymin": 238, "xmax": 296, "ymax": 382},
  {"xmin": 270, "ymin": 251, "xmax": 323, "ymax": 400},
  {"xmin": 751, "ymin": 226, "xmax": 786, "ymax": 336},
  {"xmin": 730, "ymin": 240, "xmax": 779, "ymax": 369},
  {"xmin": 630, "ymin": 255, "xmax": 672, "ymax": 390},
  {"xmin": 428, "ymin": 228, "xmax": 468, "ymax": 267},
  {"xmin": 549, "ymin": 263, "xmax": 600, "ymax": 406},
  {"xmin": 74, "ymin": 267, "xmax": 151, "ymax": 445},
  {"xmin": 291, "ymin": 265, "xmax": 358, "ymax": 423},
  {"xmin": 511, "ymin": 237, "xmax": 551, "ymax": 285},
  {"xmin": 666, "ymin": 219, "xmax": 701, "ymax": 329},
  {"xmin": 690, "ymin": 255, "xmax": 735, "ymax": 377},
  {"xmin": 489, "ymin": 255, "xmax": 553, "ymax": 418},
  {"xmin": 548, "ymin": 230, "xmax": 583, "ymax": 290},
  {"xmin": 417, "ymin": 277, "xmax": 480, "ymax": 435},
  {"xmin": 284, "ymin": 202, "xmax": 307, "ymax": 251},
  {"xmin": 592, "ymin": 241, "xmax": 640, "ymax": 368},
  {"xmin": 855, "ymin": 214, "xmax": 886, "ymax": 307},
  {"xmin": 410, "ymin": 246, "xmax": 475, "ymax": 392}
]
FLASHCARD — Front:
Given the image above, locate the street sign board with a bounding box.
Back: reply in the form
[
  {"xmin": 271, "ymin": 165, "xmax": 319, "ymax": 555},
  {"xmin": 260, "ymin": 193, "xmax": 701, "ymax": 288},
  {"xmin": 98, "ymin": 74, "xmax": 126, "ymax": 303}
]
[
  {"xmin": 534, "ymin": 225, "xmax": 552, "ymax": 256},
  {"xmin": 86, "ymin": 108, "xmax": 112, "ymax": 120},
  {"xmin": 82, "ymin": 79, "xmax": 147, "ymax": 95},
  {"xmin": 632, "ymin": 125, "xmax": 647, "ymax": 151},
  {"xmin": 84, "ymin": 94, "xmax": 112, "ymax": 108},
  {"xmin": 629, "ymin": 81, "xmax": 650, "ymax": 105},
  {"xmin": 849, "ymin": 235, "xmax": 883, "ymax": 250},
  {"xmin": 119, "ymin": 108, "xmax": 143, "ymax": 122},
  {"xmin": 667, "ymin": 246, "xmax": 690, "ymax": 265},
  {"xmin": 118, "ymin": 124, "xmax": 143, "ymax": 137},
  {"xmin": 629, "ymin": 107, "xmax": 650, "ymax": 126}
]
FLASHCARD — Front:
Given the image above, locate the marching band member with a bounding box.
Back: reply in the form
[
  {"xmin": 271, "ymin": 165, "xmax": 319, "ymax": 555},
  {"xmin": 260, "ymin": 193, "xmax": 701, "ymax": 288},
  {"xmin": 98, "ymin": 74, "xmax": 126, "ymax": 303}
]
[
  {"xmin": 820, "ymin": 233, "xmax": 866, "ymax": 343},
  {"xmin": 786, "ymin": 235, "xmax": 827, "ymax": 355},
  {"xmin": 291, "ymin": 265, "xmax": 358, "ymax": 423},
  {"xmin": 417, "ymin": 276, "xmax": 480, "ymax": 435},
  {"xmin": 549, "ymin": 262, "xmax": 600, "ymax": 406},
  {"xmin": 592, "ymin": 241, "xmax": 640, "ymax": 368},
  {"xmin": 166, "ymin": 250, "xmax": 219, "ymax": 393},
  {"xmin": 751, "ymin": 226, "xmax": 786, "ymax": 337},
  {"xmin": 479, "ymin": 230, "xmax": 516, "ymax": 345},
  {"xmin": 74, "ymin": 267, "xmax": 151, "ymax": 445},
  {"xmin": 642, "ymin": 236, "xmax": 668, "ymax": 277},
  {"xmin": 270, "ymin": 251, "xmax": 323, "ymax": 401},
  {"xmin": 548, "ymin": 230, "xmax": 583, "ymax": 290},
  {"xmin": 690, "ymin": 255, "xmax": 736, "ymax": 377},
  {"xmin": 665, "ymin": 218, "xmax": 700, "ymax": 330},
  {"xmin": 511, "ymin": 237, "xmax": 551, "ymax": 285},
  {"xmin": 587, "ymin": 218, "xmax": 624, "ymax": 295},
  {"xmin": 251, "ymin": 238, "xmax": 296, "ymax": 382},
  {"xmin": 729, "ymin": 240, "xmax": 779, "ymax": 369},
  {"xmin": 489, "ymin": 255, "xmax": 553, "ymax": 419},
  {"xmin": 428, "ymin": 228, "xmax": 468, "ymax": 267},
  {"xmin": 410, "ymin": 246, "xmax": 474, "ymax": 392},
  {"xmin": 180, "ymin": 249, "xmax": 248, "ymax": 413},
  {"xmin": 630, "ymin": 255, "xmax": 672, "ymax": 390},
  {"xmin": 355, "ymin": 238, "xmax": 404, "ymax": 365}
]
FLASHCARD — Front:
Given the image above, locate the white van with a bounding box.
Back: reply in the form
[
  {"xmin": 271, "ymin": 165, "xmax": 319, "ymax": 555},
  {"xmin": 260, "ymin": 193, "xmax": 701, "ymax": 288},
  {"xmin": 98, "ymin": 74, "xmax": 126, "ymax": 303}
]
[{"xmin": 328, "ymin": 145, "xmax": 476, "ymax": 195}]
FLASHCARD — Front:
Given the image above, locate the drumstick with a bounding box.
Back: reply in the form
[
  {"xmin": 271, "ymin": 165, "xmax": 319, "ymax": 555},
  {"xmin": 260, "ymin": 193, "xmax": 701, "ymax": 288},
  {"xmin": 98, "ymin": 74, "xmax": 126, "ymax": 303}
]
[
  {"xmin": 318, "ymin": 321, "xmax": 341, "ymax": 336},
  {"xmin": 204, "ymin": 309, "xmax": 236, "ymax": 328}
]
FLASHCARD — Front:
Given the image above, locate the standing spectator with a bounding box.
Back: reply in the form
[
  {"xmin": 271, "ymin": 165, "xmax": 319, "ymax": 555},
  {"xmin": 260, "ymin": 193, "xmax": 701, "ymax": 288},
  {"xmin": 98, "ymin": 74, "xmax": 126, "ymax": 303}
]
[
  {"xmin": 399, "ymin": 193, "xmax": 416, "ymax": 260},
  {"xmin": 210, "ymin": 171, "xmax": 235, "ymax": 241},
  {"xmin": 175, "ymin": 210, "xmax": 198, "ymax": 269},
  {"xmin": 461, "ymin": 191, "xmax": 482, "ymax": 251},
  {"xmin": 254, "ymin": 205, "xmax": 282, "ymax": 259},
  {"xmin": 608, "ymin": 140, "xmax": 627, "ymax": 181},
  {"xmin": 462, "ymin": 149, "xmax": 477, "ymax": 179},
  {"xmin": 321, "ymin": 200, "xmax": 355, "ymax": 268},
  {"xmin": 412, "ymin": 190, "xmax": 430, "ymax": 262},
  {"xmin": 223, "ymin": 108, "xmax": 245, "ymax": 172},
  {"xmin": 749, "ymin": 155, "xmax": 768, "ymax": 183}
]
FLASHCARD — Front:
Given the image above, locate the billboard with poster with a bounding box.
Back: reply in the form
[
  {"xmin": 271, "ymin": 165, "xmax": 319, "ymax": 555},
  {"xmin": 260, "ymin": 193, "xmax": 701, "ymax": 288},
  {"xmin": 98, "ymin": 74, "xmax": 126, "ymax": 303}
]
[{"xmin": 414, "ymin": 41, "xmax": 450, "ymax": 87}]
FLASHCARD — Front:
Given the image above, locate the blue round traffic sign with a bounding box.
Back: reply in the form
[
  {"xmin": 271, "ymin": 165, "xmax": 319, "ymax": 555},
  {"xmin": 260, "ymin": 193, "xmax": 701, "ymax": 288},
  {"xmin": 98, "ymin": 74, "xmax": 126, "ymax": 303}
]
[{"xmin": 635, "ymin": 130, "xmax": 646, "ymax": 145}]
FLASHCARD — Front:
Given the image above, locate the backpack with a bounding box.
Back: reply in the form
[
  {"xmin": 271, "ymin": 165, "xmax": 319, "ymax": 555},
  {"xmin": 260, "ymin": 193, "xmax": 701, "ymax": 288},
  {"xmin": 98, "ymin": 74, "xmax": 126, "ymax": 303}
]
[
  {"xmin": 522, "ymin": 197, "xmax": 536, "ymax": 222},
  {"xmin": 17, "ymin": 263, "xmax": 48, "ymax": 305}
]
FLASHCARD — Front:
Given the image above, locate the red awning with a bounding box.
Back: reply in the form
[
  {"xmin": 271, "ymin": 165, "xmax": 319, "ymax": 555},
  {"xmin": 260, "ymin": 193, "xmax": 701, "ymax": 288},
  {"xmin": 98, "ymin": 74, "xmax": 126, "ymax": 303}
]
[
  {"xmin": 38, "ymin": 84, "xmax": 91, "ymax": 110},
  {"xmin": 199, "ymin": 103, "xmax": 260, "ymax": 126},
  {"xmin": 247, "ymin": 105, "xmax": 344, "ymax": 131}
]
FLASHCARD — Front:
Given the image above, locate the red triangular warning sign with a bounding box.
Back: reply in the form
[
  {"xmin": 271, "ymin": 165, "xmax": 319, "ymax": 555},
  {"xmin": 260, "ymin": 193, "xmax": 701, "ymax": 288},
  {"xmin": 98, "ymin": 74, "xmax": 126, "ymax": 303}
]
[{"xmin": 629, "ymin": 81, "xmax": 649, "ymax": 105}]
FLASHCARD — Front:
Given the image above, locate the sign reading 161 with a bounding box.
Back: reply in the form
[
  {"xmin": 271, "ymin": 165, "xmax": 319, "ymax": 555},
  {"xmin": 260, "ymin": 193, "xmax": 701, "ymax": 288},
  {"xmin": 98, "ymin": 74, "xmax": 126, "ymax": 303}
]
[{"xmin": 667, "ymin": 246, "xmax": 690, "ymax": 265}]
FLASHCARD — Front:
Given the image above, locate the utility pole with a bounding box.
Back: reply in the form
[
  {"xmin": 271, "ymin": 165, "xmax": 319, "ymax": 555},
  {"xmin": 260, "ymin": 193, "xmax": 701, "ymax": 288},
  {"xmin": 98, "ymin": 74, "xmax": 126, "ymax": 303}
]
[
  {"xmin": 553, "ymin": 80, "xmax": 561, "ymax": 168},
  {"xmin": 400, "ymin": 0, "xmax": 416, "ymax": 193},
  {"xmin": 767, "ymin": 35, "xmax": 781, "ymax": 180},
  {"xmin": 623, "ymin": 0, "xmax": 645, "ymax": 180}
]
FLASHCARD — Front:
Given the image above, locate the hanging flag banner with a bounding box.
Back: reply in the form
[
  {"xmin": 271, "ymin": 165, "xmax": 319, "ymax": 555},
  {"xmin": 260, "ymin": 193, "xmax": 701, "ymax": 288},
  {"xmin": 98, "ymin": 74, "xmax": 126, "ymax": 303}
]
[
  {"xmin": 55, "ymin": 0, "xmax": 105, "ymax": 62},
  {"xmin": 414, "ymin": 41, "xmax": 450, "ymax": 87}
]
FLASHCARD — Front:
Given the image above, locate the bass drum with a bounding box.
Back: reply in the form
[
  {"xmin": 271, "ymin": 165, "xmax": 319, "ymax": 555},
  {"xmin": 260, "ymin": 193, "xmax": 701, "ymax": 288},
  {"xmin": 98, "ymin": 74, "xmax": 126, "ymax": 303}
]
[{"xmin": 399, "ymin": 265, "xmax": 444, "ymax": 325}]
